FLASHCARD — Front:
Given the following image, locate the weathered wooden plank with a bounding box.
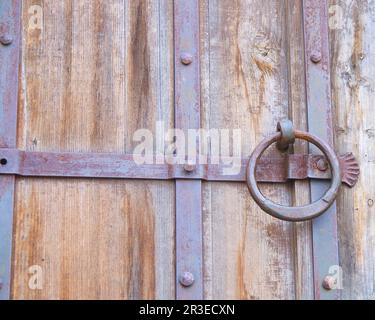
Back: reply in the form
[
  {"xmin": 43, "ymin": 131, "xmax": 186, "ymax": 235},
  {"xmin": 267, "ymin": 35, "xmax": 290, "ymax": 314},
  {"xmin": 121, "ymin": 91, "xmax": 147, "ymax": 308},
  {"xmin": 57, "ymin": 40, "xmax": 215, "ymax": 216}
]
[
  {"xmin": 286, "ymin": 0, "xmax": 314, "ymax": 300},
  {"xmin": 329, "ymin": 0, "xmax": 375, "ymax": 299},
  {"xmin": 201, "ymin": 0, "xmax": 295, "ymax": 299},
  {"xmin": 13, "ymin": 178, "xmax": 174, "ymax": 299},
  {"xmin": 12, "ymin": 0, "xmax": 175, "ymax": 299}
]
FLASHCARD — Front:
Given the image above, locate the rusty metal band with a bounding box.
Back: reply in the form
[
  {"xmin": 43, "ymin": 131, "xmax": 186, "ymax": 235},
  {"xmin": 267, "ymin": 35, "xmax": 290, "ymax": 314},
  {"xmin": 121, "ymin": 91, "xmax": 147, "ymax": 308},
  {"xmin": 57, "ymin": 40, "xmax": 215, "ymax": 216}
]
[
  {"xmin": 174, "ymin": 0, "xmax": 203, "ymax": 299},
  {"xmin": 0, "ymin": 148, "xmax": 358, "ymax": 186},
  {"xmin": 0, "ymin": 0, "xmax": 21, "ymax": 300},
  {"xmin": 302, "ymin": 0, "xmax": 340, "ymax": 299}
]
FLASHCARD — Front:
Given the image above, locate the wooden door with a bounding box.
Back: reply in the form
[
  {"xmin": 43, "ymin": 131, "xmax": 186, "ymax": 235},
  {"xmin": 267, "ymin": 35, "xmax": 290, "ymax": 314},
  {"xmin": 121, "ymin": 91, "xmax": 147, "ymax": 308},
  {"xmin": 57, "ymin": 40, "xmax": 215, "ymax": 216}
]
[
  {"xmin": 0, "ymin": 0, "xmax": 372, "ymax": 300},
  {"xmin": 7, "ymin": 0, "xmax": 176, "ymax": 300}
]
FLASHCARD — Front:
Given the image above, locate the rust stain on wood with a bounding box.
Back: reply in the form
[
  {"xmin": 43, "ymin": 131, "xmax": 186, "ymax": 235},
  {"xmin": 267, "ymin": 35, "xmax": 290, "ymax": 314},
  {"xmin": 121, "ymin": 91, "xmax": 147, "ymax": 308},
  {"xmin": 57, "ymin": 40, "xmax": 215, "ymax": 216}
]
[
  {"xmin": 236, "ymin": 212, "xmax": 250, "ymax": 299},
  {"xmin": 127, "ymin": 1, "xmax": 151, "ymax": 136},
  {"xmin": 122, "ymin": 190, "xmax": 156, "ymax": 299}
]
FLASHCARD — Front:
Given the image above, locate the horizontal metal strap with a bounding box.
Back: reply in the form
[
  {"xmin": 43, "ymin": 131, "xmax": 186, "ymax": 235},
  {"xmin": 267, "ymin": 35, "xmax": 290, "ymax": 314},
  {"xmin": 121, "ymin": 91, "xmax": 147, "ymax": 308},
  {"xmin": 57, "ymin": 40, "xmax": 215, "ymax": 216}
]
[{"xmin": 0, "ymin": 148, "xmax": 350, "ymax": 184}]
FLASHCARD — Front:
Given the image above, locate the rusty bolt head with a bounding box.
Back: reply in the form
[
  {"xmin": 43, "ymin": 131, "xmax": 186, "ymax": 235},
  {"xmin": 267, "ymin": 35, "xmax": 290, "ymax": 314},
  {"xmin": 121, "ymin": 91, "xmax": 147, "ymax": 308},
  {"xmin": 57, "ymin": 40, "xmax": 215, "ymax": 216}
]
[
  {"xmin": 180, "ymin": 52, "xmax": 193, "ymax": 65},
  {"xmin": 184, "ymin": 163, "xmax": 196, "ymax": 173},
  {"xmin": 322, "ymin": 275, "xmax": 335, "ymax": 290},
  {"xmin": 317, "ymin": 158, "xmax": 328, "ymax": 171},
  {"xmin": 368, "ymin": 199, "xmax": 374, "ymax": 207},
  {"xmin": 310, "ymin": 51, "xmax": 322, "ymax": 63},
  {"xmin": 179, "ymin": 271, "xmax": 194, "ymax": 287},
  {"xmin": 0, "ymin": 34, "xmax": 13, "ymax": 46}
]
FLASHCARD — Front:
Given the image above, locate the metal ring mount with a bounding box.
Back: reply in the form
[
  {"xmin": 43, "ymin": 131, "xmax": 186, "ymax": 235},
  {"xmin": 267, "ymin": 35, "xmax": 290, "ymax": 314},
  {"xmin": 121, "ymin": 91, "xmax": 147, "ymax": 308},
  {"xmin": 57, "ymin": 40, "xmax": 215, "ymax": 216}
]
[
  {"xmin": 246, "ymin": 127, "xmax": 341, "ymax": 222},
  {"xmin": 276, "ymin": 120, "xmax": 295, "ymax": 151}
]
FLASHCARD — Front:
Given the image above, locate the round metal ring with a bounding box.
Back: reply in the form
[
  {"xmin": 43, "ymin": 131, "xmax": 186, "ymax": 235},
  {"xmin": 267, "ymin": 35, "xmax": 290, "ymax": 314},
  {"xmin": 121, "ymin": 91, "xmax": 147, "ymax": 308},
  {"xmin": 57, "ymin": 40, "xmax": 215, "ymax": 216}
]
[{"xmin": 246, "ymin": 130, "xmax": 341, "ymax": 222}]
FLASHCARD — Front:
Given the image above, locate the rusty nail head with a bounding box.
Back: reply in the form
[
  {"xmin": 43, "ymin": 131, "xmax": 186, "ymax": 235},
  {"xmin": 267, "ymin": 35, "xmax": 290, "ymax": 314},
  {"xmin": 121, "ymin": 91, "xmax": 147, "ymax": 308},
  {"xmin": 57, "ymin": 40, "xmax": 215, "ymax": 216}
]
[
  {"xmin": 316, "ymin": 158, "xmax": 328, "ymax": 171},
  {"xmin": 184, "ymin": 163, "xmax": 196, "ymax": 173},
  {"xmin": 322, "ymin": 275, "xmax": 335, "ymax": 290},
  {"xmin": 0, "ymin": 34, "xmax": 13, "ymax": 46},
  {"xmin": 310, "ymin": 51, "xmax": 322, "ymax": 63},
  {"xmin": 179, "ymin": 271, "xmax": 194, "ymax": 287},
  {"xmin": 180, "ymin": 52, "xmax": 193, "ymax": 65}
]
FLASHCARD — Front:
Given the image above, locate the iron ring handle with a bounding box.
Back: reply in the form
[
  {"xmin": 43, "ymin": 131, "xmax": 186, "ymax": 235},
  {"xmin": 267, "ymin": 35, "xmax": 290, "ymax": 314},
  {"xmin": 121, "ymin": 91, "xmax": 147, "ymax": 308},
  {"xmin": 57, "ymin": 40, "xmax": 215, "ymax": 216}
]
[{"xmin": 246, "ymin": 130, "xmax": 341, "ymax": 222}]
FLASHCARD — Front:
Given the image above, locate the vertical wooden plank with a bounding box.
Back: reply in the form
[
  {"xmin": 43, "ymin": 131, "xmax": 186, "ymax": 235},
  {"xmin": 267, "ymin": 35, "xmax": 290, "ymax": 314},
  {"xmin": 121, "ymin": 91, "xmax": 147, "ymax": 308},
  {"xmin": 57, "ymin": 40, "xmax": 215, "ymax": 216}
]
[
  {"xmin": 330, "ymin": 0, "xmax": 375, "ymax": 299},
  {"xmin": 174, "ymin": 0, "xmax": 203, "ymax": 300},
  {"xmin": 286, "ymin": 0, "xmax": 314, "ymax": 300},
  {"xmin": 12, "ymin": 0, "xmax": 175, "ymax": 299},
  {"xmin": 302, "ymin": 0, "xmax": 340, "ymax": 299},
  {"xmin": 13, "ymin": 179, "xmax": 174, "ymax": 300},
  {"xmin": 201, "ymin": 0, "xmax": 295, "ymax": 299},
  {"xmin": 0, "ymin": 0, "xmax": 21, "ymax": 300},
  {"xmin": 199, "ymin": 0, "xmax": 212, "ymax": 299},
  {"xmin": 155, "ymin": 1, "xmax": 176, "ymax": 298}
]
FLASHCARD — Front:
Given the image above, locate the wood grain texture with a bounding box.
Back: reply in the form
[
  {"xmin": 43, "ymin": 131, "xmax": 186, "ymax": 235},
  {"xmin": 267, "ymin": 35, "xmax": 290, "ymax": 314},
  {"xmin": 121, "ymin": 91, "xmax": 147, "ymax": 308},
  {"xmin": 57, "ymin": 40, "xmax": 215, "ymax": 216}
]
[
  {"xmin": 329, "ymin": 0, "xmax": 375, "ymax": 299},
  {"xmin": 12, "ymin": 0, "xmax": 175, "ymax": 299},
  {"xmin": 13, "ymin": 178, "xmax": 174, "ymax": 299},
  {"xmin": 201, "ymin": 0, "xmax": 295, "ymax": 299},
  {"xmin": 286, "ymin": 0, "xmax": 314, "ymax": 300},
  {"xmin": 9, "ymin": 0, "xmax": 375, "ymax": 300}
]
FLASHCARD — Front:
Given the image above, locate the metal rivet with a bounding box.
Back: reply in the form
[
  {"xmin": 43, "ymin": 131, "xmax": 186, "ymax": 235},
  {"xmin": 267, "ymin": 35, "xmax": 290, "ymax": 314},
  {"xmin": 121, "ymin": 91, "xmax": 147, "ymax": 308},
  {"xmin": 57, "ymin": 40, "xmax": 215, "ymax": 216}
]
[
  {"xmin": 179, "ymin": 271, "xmax": 194, "ymax": 287},
  {"xmin": 180, "ymin": 52, "xmax": 193, "ymax": 65},
  {"xmin": 0, "ymin": 34, "xmax": 13, "ymax": 46},
  {"xmin": 316, "ymin": 158, "xmax": 328, "ymax": 171},
  {"xmin": 310, "ymin": 51, "xmax": 322, "ymax": 63},
  {"xmin": 322, "ymin": 275, "xmax": 335, "ymax": 290},
  {"xmin": 184, "ymin": 163, "xmax": 196, "ymax": 173}
]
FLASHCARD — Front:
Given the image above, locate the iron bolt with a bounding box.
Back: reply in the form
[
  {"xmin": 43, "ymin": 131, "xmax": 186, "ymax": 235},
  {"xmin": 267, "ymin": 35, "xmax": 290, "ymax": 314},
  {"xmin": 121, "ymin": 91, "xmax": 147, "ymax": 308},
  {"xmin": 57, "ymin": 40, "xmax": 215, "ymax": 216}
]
[
  {"xmin": 316, "ymin": 158, "xmax": 328, "ymax": 171},
  {"xmin": 322, "ymin": 275, "xmax": 335, "ymax": 290},
  {"xmin": 184, "ymin": 163, "xmax": 196, "ymax": 173},
  {"xmin": 310, "ymin": 51, "xmax": 322, "ymax": 63},
  {"xmin": 0, "ymin": 34, "xmax": 13, "ymax": 46},
  {"xmin": 180, "ymin": 52, "xmax": 193, "ymax": 65},
  {"xmin": 179, "ymin": 271, "xmax": 194, "ymax": 287}
]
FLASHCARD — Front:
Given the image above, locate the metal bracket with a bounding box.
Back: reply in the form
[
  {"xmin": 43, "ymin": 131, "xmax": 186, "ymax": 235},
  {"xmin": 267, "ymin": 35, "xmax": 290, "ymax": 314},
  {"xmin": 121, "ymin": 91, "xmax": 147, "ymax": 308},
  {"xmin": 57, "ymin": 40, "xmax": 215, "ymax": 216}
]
[
  {"xmin": 0, "ymin": 148, "xmax": 359, "ymax": 187},
  {"xmin": 247, "ymin": 123, "xmax": 355, "ymax": 222},
  {"xmin": 303, "ymin": 0, "xmax": 341, "ymax": 300},
  {"xmin": 276, "ymin": 120, "xmax": 295, "ymax": 152}
]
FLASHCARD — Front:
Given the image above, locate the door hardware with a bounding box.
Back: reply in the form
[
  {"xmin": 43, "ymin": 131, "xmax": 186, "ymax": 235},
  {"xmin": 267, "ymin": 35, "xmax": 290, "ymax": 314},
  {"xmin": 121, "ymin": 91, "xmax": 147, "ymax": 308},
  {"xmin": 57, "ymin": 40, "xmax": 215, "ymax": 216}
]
[
  {"xmin": 247, "ymin": 120, "xmax": 359, "ymax": 222},
  {"xmin": 0, "ymin": 147, "xmax": 359, "ymax": 186},
  {"xmin": 0, "ymin": 0, "xmax": 360, "ymax": 300}
]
